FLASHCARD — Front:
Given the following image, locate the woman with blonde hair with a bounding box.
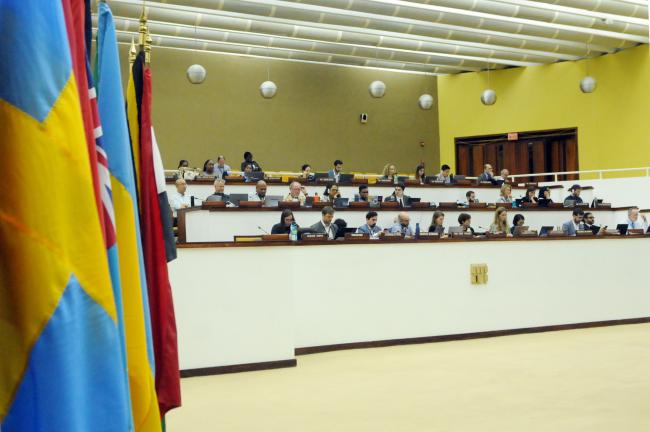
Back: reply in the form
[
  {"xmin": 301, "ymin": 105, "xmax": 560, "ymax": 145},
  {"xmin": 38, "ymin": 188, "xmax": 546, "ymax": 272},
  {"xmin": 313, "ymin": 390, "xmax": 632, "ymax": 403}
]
[
  {"xmin": 496, "ymin": 184, "xmax": 513, "ymax": 203},
  {"xmin": 489, "ymin": 207, "xmax": 509, "ymax": 234},
  {"xmin": 380, "ymin": 163, "xmax": 398, "ymax": 183}
]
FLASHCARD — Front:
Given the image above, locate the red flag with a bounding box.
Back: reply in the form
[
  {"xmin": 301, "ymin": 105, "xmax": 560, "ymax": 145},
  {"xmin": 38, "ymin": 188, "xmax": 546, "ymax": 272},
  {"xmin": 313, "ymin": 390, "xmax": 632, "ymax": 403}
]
[{"xmin": 139, "ymin": 66, "xmax": 181, "ymax": 416}]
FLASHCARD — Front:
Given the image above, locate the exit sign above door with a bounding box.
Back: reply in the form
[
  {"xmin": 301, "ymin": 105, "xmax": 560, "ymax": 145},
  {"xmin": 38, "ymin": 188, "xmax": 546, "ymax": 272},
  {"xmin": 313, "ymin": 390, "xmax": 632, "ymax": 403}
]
[{"xmin": 507, "ymin": 132, "xmax": 519, "ymax": 141}]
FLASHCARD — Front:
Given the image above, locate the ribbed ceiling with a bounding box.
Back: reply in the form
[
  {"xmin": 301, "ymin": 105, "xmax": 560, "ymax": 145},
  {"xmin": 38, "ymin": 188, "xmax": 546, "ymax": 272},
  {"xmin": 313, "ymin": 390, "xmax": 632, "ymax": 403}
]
[{"xmin": 96, "ymin": 0, "xmax": 649, "ymax": 75}]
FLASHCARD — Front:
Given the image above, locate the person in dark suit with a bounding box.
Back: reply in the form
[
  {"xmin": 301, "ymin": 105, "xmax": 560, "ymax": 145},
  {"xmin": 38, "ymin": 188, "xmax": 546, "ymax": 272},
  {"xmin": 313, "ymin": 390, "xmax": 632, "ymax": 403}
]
[
  {"xmin": 240, "ymin": 151, "xmax": 262, "ymax": 172},
  {"xmin": 563, "ymin": 184, "xmax": 583, "ymax": 206},
  {"xmin": 521, "ymin": 188, "xmax": 538, "ymax": 204},
  {"xmin": 537, "ymin": 187, "xmax": 553, "ymax": 206},
  {"xmin": 271, "ymin": 209, "xmax": 297, "ymax": 234},
  {"xmin": 561, "ymin": 208, "xmax": 585, "ymax": 236},
  {"xmin": 356, "ymin": 185, "xmax": 370, "ymax": 202},
  {"xmin": 384, "ymin": 183, "xmax": 411, "ymax": 207},
  {"xmin": 583, "ymin": 212, "xmax": 605, "ymax": 235},
  {"xmin": 327, "ymin": 159, "xmax": 343, "ymax": 182},
  {"xmin": 309, "ymin": 206, "xmax": 338, "ymax": 240},
  {"xmin": 476, "ymin": 164, "xmax": 494, "ymax": 183},
  {"xmin": 205, "ymin": 179, "xmax": 230, "ymax": 203}
]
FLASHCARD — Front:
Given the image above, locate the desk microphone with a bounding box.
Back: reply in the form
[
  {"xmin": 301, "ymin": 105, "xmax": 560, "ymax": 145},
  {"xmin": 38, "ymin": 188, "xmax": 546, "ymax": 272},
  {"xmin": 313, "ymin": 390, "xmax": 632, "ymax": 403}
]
[
  {"xmin": 190, "ymin": 196, "xmax": 205, "ymax": 206},
  {"xmin": 257, "ymin": 226, "xmax": 270, "ymax": 235}
]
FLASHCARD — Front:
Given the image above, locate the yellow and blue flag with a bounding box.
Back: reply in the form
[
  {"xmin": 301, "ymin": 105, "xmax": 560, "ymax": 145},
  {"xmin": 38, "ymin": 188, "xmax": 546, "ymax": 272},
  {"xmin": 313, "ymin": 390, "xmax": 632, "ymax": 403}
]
[
  {"xmin": 0, "ymin": 0, "xmax": 131, "ymax": 430},
  {"xmin": 95, "ymin": 3, "xmax": 163, "ymax": 430}
]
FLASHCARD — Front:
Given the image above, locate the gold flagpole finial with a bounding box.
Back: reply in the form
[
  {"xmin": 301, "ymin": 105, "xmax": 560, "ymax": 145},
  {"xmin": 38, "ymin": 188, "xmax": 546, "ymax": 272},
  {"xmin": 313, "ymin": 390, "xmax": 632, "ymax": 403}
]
[
  {"xmin": 138, "ymin": 7, "xmax": 148, "ymax": 49},
  {"xmin": 144, "ymin": 31, "xmax": 153, "ymax": 65},
  {"xmin": 129, "ymin": 37, "xmax": 137, "ymax": 65}
]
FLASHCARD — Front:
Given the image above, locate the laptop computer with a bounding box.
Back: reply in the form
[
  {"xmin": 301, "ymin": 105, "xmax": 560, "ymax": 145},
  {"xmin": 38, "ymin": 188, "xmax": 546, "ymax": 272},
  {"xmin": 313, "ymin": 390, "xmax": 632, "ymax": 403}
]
[
  {"xmin": 228, "ymin": 193, "xmax": 249, "ymax": 207},
  {"xmin": 616, "ymin": 224, "xmax": 629, "ymax": 235},
  {"xmin": 263, "ymin": 195, "xmax": 283, "ymax": 207},
  {"xmin": 338, "ymin": 174, "xmax": 354, "ymax": 183},
  {"xmin": 396, "ymin": 176, "xmax": 410, "ymax": 184},
  {"xmin": 539, "ymin": 226, "xmax": 554, "ymax": 237},
  {"xmin": 513, "ymin": 225, "xmax": 529, "ymax": 236},
  {"xmin": 452, "ymin": 175, "xmax": 466, "ymax": 182},
  {"xmin": 448, "ymin": 226, "xmax": 464, "ymax": 235},
  {"xmin": 537, "ymin": 198, "xmax": 552, "ymax": 207},
  {"xmin": 333, "ymin": 197, "xmax": 349, "ymax": 208},
  {"xmin": 247, "ymin": 171, "xmax": 265, "ymax": 182}
]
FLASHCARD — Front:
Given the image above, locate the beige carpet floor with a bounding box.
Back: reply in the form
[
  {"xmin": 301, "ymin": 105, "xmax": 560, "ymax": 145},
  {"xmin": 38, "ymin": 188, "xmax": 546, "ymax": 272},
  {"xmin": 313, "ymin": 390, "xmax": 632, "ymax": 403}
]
[{"xmin": 167, "ymin": 324, "xmax": 650, "ymax": 432}]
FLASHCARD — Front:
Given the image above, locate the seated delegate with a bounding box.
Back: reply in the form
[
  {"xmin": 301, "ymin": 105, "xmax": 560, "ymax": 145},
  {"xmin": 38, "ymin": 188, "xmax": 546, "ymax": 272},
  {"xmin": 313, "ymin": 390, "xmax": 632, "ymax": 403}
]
[
  {"xmin": 435, "ymin": 164, "xmax": 453, "ymax": 184},
  {"xmin": 241, "ymin": 151, "xmax": 262, "ymax": 172},
  {"xmin": 510, "ymin": 214, "xmax": 525, "ymax": 235},
  {"xmin": 496, "ymin": 184, "xmax": 513, "ymax": 203},
  {"xmin": 170, "ymin": 178, "xmax": 191, "ymax": 216},
  {"xmin": 457, "ymin": 213, "xmax": 474, "ymax": 235},
  {"xmin": 489, "ymin": 207, "xmax": 510, "ymax": 235},
  {"xmin": 384, "ymin": 183, "xmax": 412, "ymax": 207},
  {"xmin": 624, "ymin": 207, "xmax": 648, "ymax": 231},
  {"xmin": 327, "ymin": 160, "xmax": 344, "ymax": 183},
  {"xmin": 388, "ymin": 212, "xmax": 414, "ymax": 236},
  {"xmin": 301, "ymin": 164, "xmax": 315, "ymax": 181},
  {"xmin": 205, "ymin": 179, "xmax": 230, "ymax": 203},
  {"xmin": 357, "ymin": 211, "xmax": 382, "ymax": 238},
  {"xmin": 309, "ymin": 206, "xmax": 337, "ymax": 240},
  {"xmin": 415, "ymin": 164, "xmax": 426, "ymax": 184},
  {"xmin": 248, "ymin": 180, "xmax": 267, "ymax": 201},
  {"xmin": 356, "ymin": 185, "xmax": 370, "ymax": 202},
  {"xmin": 271, "ymin": 209, "xmax": 298, "ymax": 234},
  {"xmin": 284, "ymin": 181, "xmax": 308, "ymax": 205},
  {"xmin": 563, "ymin": 184, "xmax": 583, "ymax": 206},
  {"xmin": 202, "ymin": 159, "xmax": 216, "ymax": 176},
  {"xmin": 561, "ymin": 208, "xmax": 585, "ymax": 236},
  {"xmin": 323, "ymin": 184, "xmax": 341, "ymax": 202},
  {"xmin": 477, "ymin": 164, "xmax": 494, "ymax": 183},
  {"xmin": 215, "ymin": 155, "xmax": 231, "ymax": 179},
  {"xmin": 538, "ymin": 187, "xmax": 553, "ymax": 206},
  {"xmin": 583, "ymin": 212, "xmax": 605, "ymax": 235},
  {"xmin": 380, "ymin": 163, "xmax": 398, "ymax": 183},
  {"xmin": 429, "ymin": 211, "xmax": 445, "ymax": 235},
  {"xmin": 521, "ymin": 188, "xmax": 537, "ymax": 204}
]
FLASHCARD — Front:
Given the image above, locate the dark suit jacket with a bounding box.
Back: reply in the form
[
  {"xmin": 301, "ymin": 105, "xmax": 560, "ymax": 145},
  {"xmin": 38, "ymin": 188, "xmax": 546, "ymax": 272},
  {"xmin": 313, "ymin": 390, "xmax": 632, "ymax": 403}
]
[
  {"xmin": 205, "ymin": 193, "xmax": 230, "ymax": 203},
  {"xmin": 309, "ymin": 221, "xmax": 338, "ymax": 238}
]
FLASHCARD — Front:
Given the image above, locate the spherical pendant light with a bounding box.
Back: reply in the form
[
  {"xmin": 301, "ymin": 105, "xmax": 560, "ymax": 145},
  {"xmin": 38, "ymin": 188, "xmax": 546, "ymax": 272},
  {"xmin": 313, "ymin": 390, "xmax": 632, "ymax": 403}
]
[
  {"xmin": 369, "ymin": 80, "xmax": 386, "ymax": 98},
  {"xmin": 260, "ymin": 80, "xmax": 278, "ymax": 98},
  {"xmin": 418, "ymin": 94, "xmax": 434, "ymax": 110},
  {"xmin": 186, "ymin": 64, "xmax": 207, "ymax": 84},
  {"xmin": 580, "ymin": 76, "xmax": 597, "ymax": 93},
  {"xmin": 480, "ymin": 89, "xmax": 497, "ymax": 106}
]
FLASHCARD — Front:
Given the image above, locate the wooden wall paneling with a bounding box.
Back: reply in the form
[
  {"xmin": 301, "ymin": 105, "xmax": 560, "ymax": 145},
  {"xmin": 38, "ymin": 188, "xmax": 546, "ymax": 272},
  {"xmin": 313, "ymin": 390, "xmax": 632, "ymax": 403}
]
[
  {"xmin": 471, "ymin": 145, "xmax": 485, "ymax": 176},
  {"xmin": 532, "ymin": 141, "xmax": 546, "ymax": 181},
  {"xmin": 456, "ymin": 144, "xmax": 470, "ymax": 176},
  {"xmin": 565, "ymin": 138, "xmax": 579, "ymax": 181}
]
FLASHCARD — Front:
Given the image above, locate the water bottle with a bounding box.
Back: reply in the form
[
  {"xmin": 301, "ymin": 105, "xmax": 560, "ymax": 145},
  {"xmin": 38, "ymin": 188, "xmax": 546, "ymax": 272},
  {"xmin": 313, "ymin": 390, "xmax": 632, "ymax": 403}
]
[
  {"xmin": 290, "ymin": 223, "xmax": 298, "ymax": 241},
  {"xmin": 415, "ymin": 222, "xmax": 421, "ymax": 239},
  {"xmin": 313, "ymin": 193, "xmax": 320, "ymax": 203}
]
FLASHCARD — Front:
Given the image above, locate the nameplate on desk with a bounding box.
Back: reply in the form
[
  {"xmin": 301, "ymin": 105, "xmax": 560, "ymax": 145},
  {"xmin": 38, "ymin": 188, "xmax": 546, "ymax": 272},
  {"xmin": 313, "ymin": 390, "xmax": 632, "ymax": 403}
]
[
  {"xmin": 547, "ymin": 203, "xmax": 564, "ymax": 209},
  {"xmin": 404, "ymin": 179, "xmax": 420, "ymax": 186},
  {"xmin": 479, "ymin": 181, "xmax": 494, "ymax": 185},
  {"xmin": 311, "ymin": 201, "xmax": 330, "ymax": 208},
  {"xmin": 265, "ymin": 177, "xmax": 282, "ymax": 183},
  {"xmin": 450, "ymin": 232, "xmax": 473, "ymax": 238},
  {"xmin": 486, "ymin": 232, "xmax": 507, "ymax": 238},
  {"xmin": 469, "ymin": 203, "xmax": 488, "ymax": 208},
  {"xmin": 410, "ymin": 202, "xmax": 431, "ymax": 209},
  {"xmin": 224, "ymin": 175, "xmax": 245, "ymax": 182},
  {"xmin": 202, "ymin": 201, "xmax": 226, "ymax": 209},
  {"xmin": 262, "ymin": 234, "xmax": 290, "ymax": 241},
  {"xmin": 576, "ymin": 230, "xmax": 594, "ymax": 237},
  {"xmin": 239, "ymin": 201, "xmax": 263, "ymax": 208},
  {"xmin": 233, "ymin": 235, "xmax": 263, "ymax": 242},
  {"xmin": 375, "ymin": 179, "xmax": 393, "ymax": 185},
  {"xmin": 351, "ymin": 178, "xmax": 368, "ymax": 185},
  {"xmin": 317, "ymin": 178, "xmax": 334, "ymax": 183},
  {"xmin": 595, "ymin": 203, "xmax": 612, "ymax": 209},
  {"xmin": 349, "ymin": 201, "xmax": 369, "ymax": 208},
  {"xmin": 278, "ymin": 201, "xmax": 301, "ymax": 209},
  {"xmin": 575, "ymin": 203, "xmax": 590, "ymax": 208},
  {"xmin": 380, "ymin": 201, "xmax": 399, "ymax": 208},
  {"xmin": 455, "ymin": 179, "xmax": 471, "ymax": 186},
  {"xmin": 301, "ymin": 233, "xmax": 328, "ymax": 241},
  {"xmin": 438, "ymin": 202, "xmax": 458, "ymax": 209},
  {"xmin": 495, "ymin": 203, "xmax": 513, "ymax": 209},
  {"xmin": 521, "ymin": 202, "xmax": 538, "ymax": 208},
  {"xmin": 345, "ymin": 233, "xmax": 369, "ymax": 241},
  {"xmin": 628, "ymin": 229, "xmax": 645, "ymax": 235},
  {"xmin": 416, "ymin": 232, "xmax": 440, "ymax": 240},
  {"xmin": 381, "ymin": 233, "xmax": 404, "ymax": 241},
  {"xmin": 547, "ymin": 231, "xmax": 567, "ymax": 237}
]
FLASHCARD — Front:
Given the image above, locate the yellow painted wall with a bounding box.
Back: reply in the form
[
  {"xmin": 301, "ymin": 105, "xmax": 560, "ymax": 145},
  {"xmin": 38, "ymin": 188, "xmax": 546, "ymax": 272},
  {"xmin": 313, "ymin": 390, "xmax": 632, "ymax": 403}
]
[
  {"xmin": 119, "ymin": 45, "xmax": 439, "ymax": 174},
  {"xmin": 437, "ymin": 44, "xmax": 650, "ymax": 177}
]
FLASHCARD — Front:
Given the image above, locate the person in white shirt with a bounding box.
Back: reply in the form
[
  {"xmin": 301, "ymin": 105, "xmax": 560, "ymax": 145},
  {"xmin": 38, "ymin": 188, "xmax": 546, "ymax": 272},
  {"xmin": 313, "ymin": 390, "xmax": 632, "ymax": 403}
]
[
  {"xmin": 625, "ymin": 207, "xmax": 648, "ymax": 231},
  {"xmin": 388, "ymin": 212, "xmax": 414, "ymax": 236},
  {"xmin": 496, "ymin": 184, "xmax": 513, "ymax": 203},
  {"xmin": 170, "ymin": 178, "xmax": 191, "ymax": 216},
  {"xmin": 435, "ymin": 164, "xmax": 452, "ymax": 184},
  {"xmin": 248, "ymin": 180, "xmax": 267, "ymax": 202},
  {"xmin": 215, "ymin": 155, "xmax": 231, "ymax": 179}
]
